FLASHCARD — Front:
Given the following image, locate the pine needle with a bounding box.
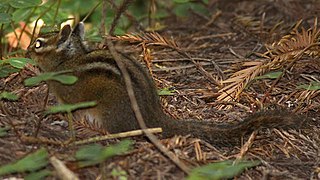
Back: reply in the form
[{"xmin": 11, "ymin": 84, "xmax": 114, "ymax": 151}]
[{"xmin": 218, "ymin": 18, "xmax": 320, "ymax": 106}]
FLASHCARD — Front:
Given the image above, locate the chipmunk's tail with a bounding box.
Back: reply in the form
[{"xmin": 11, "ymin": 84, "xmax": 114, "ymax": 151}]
[{"xmin": 160, "ymin": 110, "xmax": 306, "ymax": 146}]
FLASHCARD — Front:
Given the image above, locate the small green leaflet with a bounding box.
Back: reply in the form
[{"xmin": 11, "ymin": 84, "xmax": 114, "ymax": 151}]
[
  {"xmin": 24, "ymin": 71, "xmax": 78, "ymax": 86},
  {"xmin": 25, "ymin": 169, "xmax": 51, "ymax": 180},
  {"xmin": 76, "ymin": 140, "xmax": 132, "ymax": 167},
  {"xmin": 297, "ymin": 81, "xmax": 320, "ymax": 90},
  {"xmin": 187, "ymin": 160, "xmax": 260, "ymax": 180},
  {"xmin": 111, "ymin": 169, "xmax": 128, "ymax": 180},
  {"xmin": 0, "ymin": 57, "xmax": 34, "ymax": 78},
  {"xmin": 8, "ymin": 57, "xmax": 34, "ymax": 69},
  {"xmin": 255, "ymin": 71, "xmax": 282, "ymax": 80},
  {"xmin": 0, "ymin": 148, "xmax": 48, "ymax": 176},
  {"xmin": 46, "ymin": 101, "xmax": 97, "ymax": 114},
  {"xmin": 158, "ymin": 87, "xmax": 176, "ymax": 96},
  {"xmin": 51, "ymin": 74, "xmax": 78, "ymax": 84},
  {"xmin": 0, "ymin": 91, "xmax": 19, "ymax": 100}
]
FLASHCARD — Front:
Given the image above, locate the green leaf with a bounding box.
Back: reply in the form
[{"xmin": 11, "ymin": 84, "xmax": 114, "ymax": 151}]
[
  {"xmin": 174, "ymin": 2, "xmax": 209, "ymax": 17},
  {"xmin": 202, "ymin": 0, "xmax": 209, "ymax": 4},
  {"xmin": 0, "ymin": 12, "xmax": 11, "ymax": 24},
  {"xmin": 174, "ymin": 0, "xmax": 190, "ymax": 3},
  {"xmin": 76, "ymin": 140, "xmax": 132, "ymax": 167},
  {"xmin": 0, "ymin": 91, "xmax": 19, "ymax": 101},
  {"xmin": 255, "ymin": 71, "xmax": 282, "ymax": 80},
  {"xmin": 0, "ymin": 126, "xmax": 10, "ymax": 137},
  {"xmin": 0, "ymin": 148, "xmax": 48, "ymax": 176},
  {"xmin": 60, "ymin": 0, "xmax": 96, "ymax": 16},
  {"xmin": 12, "ymin": 8, "xmax": 34, "ymax": 21},
  {"xmin": 114, "ymin": 27, "xmax": 126, "ymax": 35},
  {"xmin": 158, "ymin": 87, "xmax": 176, "ymax": 96},
  {"xmin": 0, "ymin": 2, "xmax": 10, "ymax": 12},
  {"xmin": 152, "ymin": 9, "xmax": 169, "ymax": 19},
  {"xmin": 174, "ymin": 3, "xmax": 191, "ymax": 17},
  {"xmin": 24, "ymin": 73, "xmax": 53, "ymax": 86},
  {"xmin": 190, "ymin": 3, "xmax": 209, "ymax": 16},
  {"xmin": 297, "ymin": 81, "xmax": 320, "ymax": 90},
  {"xmin": 24, "ymin": 71, "xmax": 78, "ymax": 86},
  {"xmin": 0, "ymin": 65, "xmax": 20, "ymax": 78},
  {"xmin": 8, "ymin": 57, "xmax": 33, "ymax": 69},
  {"xmin": 111, "ymin": 168, "xmax": 128, "ymax": 180},
  {"xmin": 25, "ymin": 169, "xmax": 51, "ymax": 180},
  {"xmin": 51, "ymin": 74, "xmax": 78, "ymax": 84},
  {"xmin": 188, "ymin": 160, "xmax": 260, "ymax": 180},
  {"xmin": 9, "ymin": 0, "xmax": 41, "ymax": 8},
  {"xmin": 46, "ymin": 101, "xmax": 97, "ymax": 114}
]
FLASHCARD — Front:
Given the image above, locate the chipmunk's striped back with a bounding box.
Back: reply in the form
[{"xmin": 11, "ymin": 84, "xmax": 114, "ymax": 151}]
[{"xmin": 27, "ymin": 23, "xmax": 305, "ymax": 146}]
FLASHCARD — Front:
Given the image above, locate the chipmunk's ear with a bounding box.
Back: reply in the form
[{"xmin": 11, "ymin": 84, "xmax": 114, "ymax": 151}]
[
  {"xmin": 73, "ymin": 22, "xmax": 85, "ymax": 40},
  {"xmin": 58, "ymin": 24, "xmax": 72, "ymax": 43}
]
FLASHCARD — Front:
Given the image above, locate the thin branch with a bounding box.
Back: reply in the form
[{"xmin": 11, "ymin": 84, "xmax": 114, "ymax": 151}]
[
  {"xmin": 107, "ymin": 0, "xmax": 144, "ymax": 31},
  {"xmin": 176, "ymin": 50, "xmax": 223, "ymax": 88},
  {"xmin": 81, "ymin": 1, "xmax": 102, "ymax": 22},
  {"xmin": 108, "ymin": 0, "xmax": 133, "ymax": 35},
  {"xmin": 100, "ymin": 0, "xmax": 107, "ymax": 36},
  {"xmin": 105, "ymin": 35, "xmax": 190, "ymax": 174},
  {"xmin": 75, "ymin": 128, "xmax": 162, "ymax": 145},
  {"xmin": 53, "ymin": 0, "xmax": 61, "ymax": 24},
  {"xmin": 30, "ymin": 1, "xmax": 56, "ymax": 43}
]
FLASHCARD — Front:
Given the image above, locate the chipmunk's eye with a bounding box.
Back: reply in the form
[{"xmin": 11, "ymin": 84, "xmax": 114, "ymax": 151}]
[{"xmin": 35, "ymin": 39, "xmax": 43, "ymax": 49}]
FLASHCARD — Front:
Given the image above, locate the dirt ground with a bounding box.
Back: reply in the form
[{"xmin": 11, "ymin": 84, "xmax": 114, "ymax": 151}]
[{"xmin": 1, "ymin": 0, "xmax": 320, "ymax": 179}]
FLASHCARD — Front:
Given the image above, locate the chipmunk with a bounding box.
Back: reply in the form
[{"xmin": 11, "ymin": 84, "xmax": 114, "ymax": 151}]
[{"xmin": 26, "ymin": 23, "xmax": 304, "ymax": 146}]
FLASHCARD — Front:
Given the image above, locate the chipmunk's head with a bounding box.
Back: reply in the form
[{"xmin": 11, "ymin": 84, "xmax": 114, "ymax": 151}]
[{"xmin": 27, "ymin": 22, "xmax": 88, "ymax": 71}]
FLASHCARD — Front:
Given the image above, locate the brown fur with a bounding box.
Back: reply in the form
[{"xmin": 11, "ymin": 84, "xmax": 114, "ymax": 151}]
[{"xmin": 27, "ymin": 24, "xmax": 305, "ymax": 146}]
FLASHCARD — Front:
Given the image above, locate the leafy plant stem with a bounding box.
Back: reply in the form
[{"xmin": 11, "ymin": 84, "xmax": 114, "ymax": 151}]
[
  {"xmin": 16, "ymin": 7, "xmax": 38, "ymax": 49},
  {"xmin": 107, "ymin": 0, "xmax": 143, "ymax": 31},
  {"xmin": 108, "ymin": 0, "xmax": 133, "ymax": 35},
  {"xmin": 9, "ymin": 22, "xmax": 20, "ymax": 52},
  {"xmin": 100, "ymin": 0, "xmax": 107, "ymax": 36},
  {"xmin": 53, "ymin": 0, "xmax": 61, "ymax": 24},
  {"xmin": 30, "ymin": 1, "xmax": 57, "ymax": 43},
  {"xmin": 67, "ymin": 111, "xmax": 75, "ymax": 143}
]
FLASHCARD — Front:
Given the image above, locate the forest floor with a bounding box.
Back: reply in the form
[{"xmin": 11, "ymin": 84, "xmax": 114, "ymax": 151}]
[{"xmin": 1, "ymin": 1, "xmax": 320, "ymax": 179}]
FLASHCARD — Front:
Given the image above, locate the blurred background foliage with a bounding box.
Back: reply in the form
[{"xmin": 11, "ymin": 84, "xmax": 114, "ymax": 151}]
[
  {"xmin": 0, "ymin": 0, "xmax": 210, "ymax": 102},
  {"xmin": 0, "ymin": 0, "xmax": 209, "ymax": 57}
]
